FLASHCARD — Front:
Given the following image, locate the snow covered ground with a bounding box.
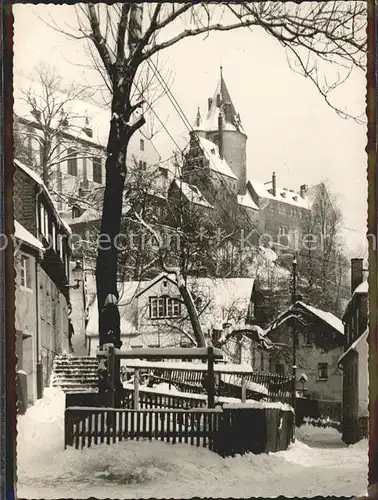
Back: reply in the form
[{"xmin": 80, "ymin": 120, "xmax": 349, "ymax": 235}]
[{"xmin": 17, "ymin": 388, "xmax": 368, "ymax": 499}]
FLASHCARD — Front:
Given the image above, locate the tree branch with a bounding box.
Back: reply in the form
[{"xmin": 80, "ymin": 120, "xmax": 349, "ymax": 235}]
[
  {"xmin": 116, "ymin": 3, "xmax": 131, "ymax": 61},
  {"xmin": 141, "ymin": 20, "xmax": 261, "ymax": 61},
  {"xmin": 87, "ymin": 4, "xmax": 115, "ymax": 78}
]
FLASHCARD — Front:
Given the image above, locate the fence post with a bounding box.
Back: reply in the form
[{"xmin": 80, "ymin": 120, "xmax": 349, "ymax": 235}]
[
  {"xmin": 241, "ymin": 376, "xmax": 247, "ymax": 403},
  {"xmin": 64, "ymin": 409, "xmax": 74, "ymax": 449},
  {"xmin": 207, "ymin": 346, "xmax": 215, "ymax": 409},
  {"xmin": 134, "ymin": 368, "xmax": 140, "ymax": 410},
  {"xmin": 107, "ymin": 344, "xmax": 115, "ymax": 409}
]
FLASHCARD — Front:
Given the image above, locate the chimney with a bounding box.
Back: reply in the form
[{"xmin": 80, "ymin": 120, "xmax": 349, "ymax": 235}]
[
  {"xmin": 272, "ymin": 172, "xmax": 277, "ymax": 197},
  {"xmin": 218, "ymin": 112, "xmax": 223, "ymax": 160},
  {"xmin": 351, "ymin": 258, "xmax": 364, "ymax": 293},
  {"xmin": 208, "ymin": 98, "xmax": 213, "ymax": 111},
  {"xmin": 300, "ymin": 184, "xmax": 308, "ymax": 199}
]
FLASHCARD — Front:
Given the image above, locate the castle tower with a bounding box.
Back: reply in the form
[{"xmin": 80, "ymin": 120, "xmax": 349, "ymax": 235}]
[{"xmin": 193, "ymin": 67, "xmax": 247, "ymax": 195}]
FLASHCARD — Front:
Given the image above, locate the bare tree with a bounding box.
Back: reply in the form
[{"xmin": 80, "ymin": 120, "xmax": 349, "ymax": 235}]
[
  {"xmin": 14, "ymin": 63, "xmax": 102, "ymax": 203},
  {"xmin": 48, "ymin": 2, "xmax": 366, "ymax": 358},
  {"xmin": 296, "ymin": 182, "xmax": 349, "ymax": 315}
]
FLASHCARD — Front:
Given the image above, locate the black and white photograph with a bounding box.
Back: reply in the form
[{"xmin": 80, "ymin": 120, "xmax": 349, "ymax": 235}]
[{"xmin": 12, "ymin": 2, "xmax": 372, "ymax": 498}]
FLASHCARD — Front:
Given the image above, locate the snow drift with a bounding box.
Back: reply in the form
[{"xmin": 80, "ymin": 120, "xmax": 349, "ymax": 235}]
[{"xmin": 17, "ymin": 388, "xmax": 367, "ymax": 499}]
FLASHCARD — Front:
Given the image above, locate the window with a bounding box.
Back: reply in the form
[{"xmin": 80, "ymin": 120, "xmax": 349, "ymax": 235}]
[
  {"xmin": 140, "ymin": 139, "xmax": 145, "ymax": 151},
  {"xmin": 52, "ymin": 223, "xmax": 56, "ymax": 251},
  {"xmin": 39, "ymin": 204, "xmax": 46, "ymax": 237},
  {"xmin": 72, "ymin": 205, "xmax": 81, "ymax": 219},
  {"xmin": 318, "ymin": 363, "xmax": 328, "ymax": 380},
  {"xmin": 275, "ymin": 363, "xmax": 285, "ymax": 376},
  {"xmin": 67, "ymin": 148, "xmax": 78, "ymax": 176},
  {"xmin": 44, "ymin": 210, "xmax": 49, "ymax": 240},
  {"xmin": 65, "ymin": 254, "xmax": 70, "ymax": 281},
  {"xmin": 304, "ymin": 330, "xmax": 313, "ymax": 346},
  {"xmin": 58, "ymin": 234, "xmax": 64, "ymax": 261},
  {"xmin": 20, "ymin": 255, "xmax": 32, "ymax": 289},
  {"xmin": 93, "ymin": 157, "xmax": 102, "ymax": 184},
  {"xmin": 139, "ymin": 160, "xmax": 147, "ymax": 171},
  {"xmin": 149, "ymin": 296, "xmax": 181, "ymax": 319}
]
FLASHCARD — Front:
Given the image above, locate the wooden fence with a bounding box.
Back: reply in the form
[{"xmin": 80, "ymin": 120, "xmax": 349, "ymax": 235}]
[
  {"xmin": 150, "ymin": 368, "xmax": 292, "ymax": 403},
  {"xmin": 65, "ymin": 407, "xmax": 222, "ymax": 452},
  {"xmin": 65, "ymin": 404, "xmax": 294, "ymax": 457},
  {"xmin": 122, "ymin": 387, "xmax": 207, "ymax": 410}
]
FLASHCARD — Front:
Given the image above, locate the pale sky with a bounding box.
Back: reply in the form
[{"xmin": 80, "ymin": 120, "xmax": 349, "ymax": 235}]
[{"xmin": 13, "ymin": 4, "xmax": 368, "ymax": 256}]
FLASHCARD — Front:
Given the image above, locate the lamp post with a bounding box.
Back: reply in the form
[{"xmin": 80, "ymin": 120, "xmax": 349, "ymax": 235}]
[{"xmin": 292, "ymin": 256, "xmax": 297, "ymax": 422}]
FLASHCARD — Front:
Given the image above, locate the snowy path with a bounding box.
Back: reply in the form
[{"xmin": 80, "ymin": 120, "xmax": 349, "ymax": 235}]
[{"xmin": 17, "ymin": 389, "xmax": 367, "ymax": 499}]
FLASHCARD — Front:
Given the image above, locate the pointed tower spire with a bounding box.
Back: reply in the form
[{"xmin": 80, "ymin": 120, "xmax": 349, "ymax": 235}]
[{"xmin": 194, "ymin": 106, "xmax": 202, "ymax": 128}]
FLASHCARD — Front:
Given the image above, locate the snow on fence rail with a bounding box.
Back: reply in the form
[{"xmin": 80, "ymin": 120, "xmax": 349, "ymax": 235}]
[
  {"xmin": 139, "ymin": 369, "xmax": 292, "ymax": 402},
  {"xmin": 122, "ymin": 386, "xmax": 208, "ymax": 410},
  {"xmin": 121, "ymin": 386, "xmax": 293, "ymax": 411}
]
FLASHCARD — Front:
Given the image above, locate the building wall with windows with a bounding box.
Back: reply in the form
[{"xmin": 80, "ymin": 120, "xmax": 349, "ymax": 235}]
[
  {"xmin": 38, "ymin": 266, "xmax": 70, "ymax": 387},
  {"xmin": 14, "ymin": 114, "xmax": 162, "ymax": 221},
  {"xmin": 15, "ymin": 248, "xmax": 38, "ymax": 404},
  {"xmin": 339, "ymin": 260, "xmax": 368, "ymax": 444},
  {"xmin": 14, "ymin": 160, "xmax": 71, "ymax": 403},
  {"xmin": 256, "ymin": 319, "xmax": 344, "ymax": 402},
  {"xmin": 136, "ymin": 275, "xmax": 185, "ymax": 348}
]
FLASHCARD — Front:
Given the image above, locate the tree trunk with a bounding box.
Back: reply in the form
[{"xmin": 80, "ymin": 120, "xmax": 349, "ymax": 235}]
[
  {"xmin": 176, "ymin": 275, "xmax": 206, "ymax": 347},
  {"xmin": 96, "ymin": 148, "xmax": 125, "ymax": 348}
]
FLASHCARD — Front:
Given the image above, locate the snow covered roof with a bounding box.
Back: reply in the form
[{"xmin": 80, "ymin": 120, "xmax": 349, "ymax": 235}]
[
  {"xmin": 248, "ymin": 180, "xmax": 311, "ymax": 209},
  {"xmin": 342, "ymin": 280, "xmax": 368, "ymax": 318},
  {"xmin": 68, "ymin": 200, "xmax": 134, "ymax": 226},
  {"xmin": 237, "ymin": 191, "xmax": 259, "ymax": 211},
  {"xmin": 338, "ymin": 329, "xmax": 368, "ymax": 365},
  {"xmin": 85, "ymin": 273, "xmax": 254, "ymax": 340},
  {"xmin": 15, "ymin": 159, "xmax": 72, "ymax": 235},
  {"xmin": 175, "ymin": 180, "xmax": 213, "ymax": 209},
  {"xmin": 354, "ymin": 281, "xmax": 368, "ymax": 295},
  {"xmin": 67, "ymin": 207, "xmax": 102, "ymax": 226},
  {"xmin": 196, "ymin": 136, "xmax": 237, "ymax": 180},
  {"xmin": 14, "ymin": 220, "xmax": 44, "ymax": 251},
  {"xmin": 296, "ymin": 301, "xmax": 344, "ymax": 335},
  {"xmin": 193, "ymin": 71, "xmax": 245, "ymax": 134},
  {"xmin": 265, "ymin": 301, "xmax": 344, "ymax": 338}
]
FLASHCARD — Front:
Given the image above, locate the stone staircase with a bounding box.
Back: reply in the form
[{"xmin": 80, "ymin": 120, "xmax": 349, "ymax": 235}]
[{"xmin": 51, "ymin": 355, "xmax": 99, "ymax": 393}]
